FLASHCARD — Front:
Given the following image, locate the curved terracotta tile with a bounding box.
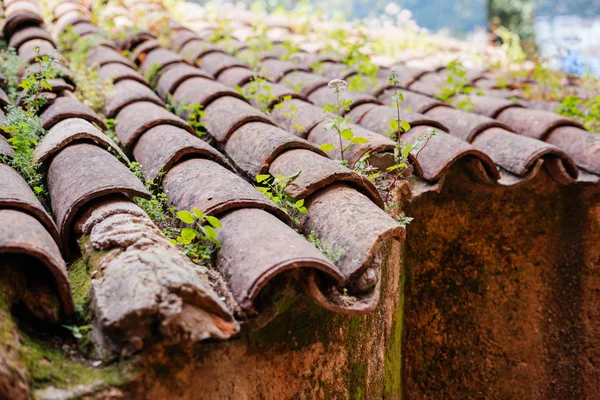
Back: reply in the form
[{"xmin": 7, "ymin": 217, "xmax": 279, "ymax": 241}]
[
  {"xmin": 268, "ymin": 148, "xmax": 384, "ymax": 207},
  {"xmin": 4, "ymin": 0, "xmax": 40, "ymax": 18},
  {"xmin": 45, "ymin": 78, "xmax": 75, "ymax": 93},
  {"xmin": 425, "ymin": 106, "xmax": 512, "ymax": 142},
  {"xmin": 180, "ymin": 40, "xmax": 224, "ymax": 63},
  {"xmin": 47, "ymin": 143, "xmax": 150, "ymax": 254},
  {"xmin": 33, "ymin": 118, "xmax": 128, "ymax": 164},
  {"xmin": 53, "ymin": 1, "xmax": 90, "ymax": 20},
  {"xmin": 349, "ymin": 104, "xmax": 448, "ymax": 132},
  {"xmin": 8, "ymin": 25, "xmax": 54, "ymax": 49},
  {"xmin": 3, "ymin": 12, "xmax": 44, "ymax": 39},
  {"xmin": 224, "ymin": 121, "xmax": 324, "ymax": 177},
  {"xmin": 0, "ymin": 164, "xmax": 60, "ymax": 244},
  {"xmin": 114, "ymin": 101, "xmax": 193, "ymax": 148},
  {"xmin": 455, "ymin": 94, "xmax": 523, "ymax": 118},
  {"xmin": 317, "ymin": 61, "xmax": 357, "ymax": 80},
  {"xmin": 163, "ymin": 158, "xmax": 288, "ymax": 221},
  {"xmin": 308, "ymin": 121, "xmax": 395, "ymax": 168},
  {"xmin": 261, "ymin": 58, "xmax": 310, "ymax": 82},
  {"xmin": 119, "ymin": 29, "xmax": 156, "ymax": 52},
  {"xmin": 0, "ymin": 136, "xmax": 14, "ymax": 157},
  {"xmin": 280, "ymin": 70, "xmax": 328, "ymax": 97},
  {"xmin": 156, "ymin": 64, "xmax": 212, "ymax": 100},
  {"xmin": 98, "ymin": 62, "xmax": 148, "ymax": 85},
  {"xmin": 140, "ymin": 48, "xmax": 184, "ymax": 75},
  {"xmin": 171, "ymin": 29, "xmax": 200, "ymax": 52},
  {"xmin": 406, "ymin": 72, "xmax": 446, "ymax": 97},
  {"xmin": 520, "ymin": 99, "xmax": 560, "ymax": 113},
  {"xmin": 307, "ymin": 85, "xmax": 380, "ymax": 113},
  {"xmin": 215, "ymin": 208, "xmax": 342, "ymax": 311},
  {"xmin": 203, "ymin": 95, "xmax": 273, "ymax": 142},
  {"xmin": 103, "ymin": 79, "xmax": 164, "ymax": 117},
  {"xmin": 269, "ymin": 98, "xmax": 327, "ymax": 139},
  {"xmin": 402, "ymin": 125, "xmax": 499, "ymax": 182},
  {"xmin": 472, "ymin": 127, "xmax": 577, "ymax": 181},
  {"xmin": 218, "ymin": 66, "xmax": 255, "ymax": 87},
  {"xmin": 546, "ymin": 125, "xmax": 600, "ymax": 175},
  {"xmin": 18, "ymin": 39, "xmax": 62, "ymax": 64},
  {"xmin": 496, "ymin": 107, "xmax": 584, "ymax": 141},
  {"xmin": 133, "ymin": 124, "xmax": 231, "ymax": 180},
  {"xmin": 40, "ymin": 96, "xmax": 106, "ymax": 130},
  {"xmin": 88, "ymin": 45, "xmax": 134, "ymax": 69},
  {"xmin": 198, "ymin": 51, "xmax": 246, "ymax": 78},
  {"xmin": 71, "ymin": 22, "xmax": 101, "ymax": 38},
  {"xmin": 0, "ymin": 209, "xmax": 74, "ymax": 317},
  {"xmin": 303, "ymin": 184, "xmax": 404, "ymax": 313},
  {"xmin": 51, "ymin": 13, "xmax": 90, "ymax": 39},
  {"xmin": 130, "ymin": 39, "xmax": 160, "ymax": 64},
  {"xmin": 172, "ymin": 76, "xmax": 243, "ymax": 110}
]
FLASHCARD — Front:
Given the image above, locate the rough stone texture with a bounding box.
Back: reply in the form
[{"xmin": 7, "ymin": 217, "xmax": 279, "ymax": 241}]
[
  {"xmin": 496, "ymin": 107, "xmax": 583, "ymax": 141},
  {"xmin": 546, "ymin": 125, "xmax": 600, "ymax": 175},
  {"xmin": 402, "ymin": 164, "xmax": 600, "ymax": 399},
  {"xmin": 105, "ymin": 237, "xmax": 404, "ymax": 399},
  {"xmin": 79, "ymin": 199, "xmax": 238, "ymax": 356}
]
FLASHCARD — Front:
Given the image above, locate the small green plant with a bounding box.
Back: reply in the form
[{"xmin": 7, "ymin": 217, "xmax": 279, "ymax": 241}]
[
  {"xmin": 280, "ymin": 40, "xmax": 302, "ymax": 61},
  {"xmin": 320, "ymin": 79, "xmax": 368, "ymax": 165},
  {"xmin": 437, "ymin": 60, "xmax": 478, "ymax": 111},
  {"xmin": 308, "ymin": 230, "xmax": 345, "ymax": 263},
  {"xmin": 0, "ymin": 48, "xmax": 22, "ymax": 102},
  {"xmin": 272, "ymin": 95, "xmax": 304, "ymax": 132},
  {"xmin": 182, "ymin": 103, "xmax": 207, "ymax": 137},
  {"xmin": 236, "ymin": 77, "xmax": 276, "ymax": 113},
  {"xmin": 0, "ymin": 50, "xmax": 60, "ymax": 199},
  {"xmin": 145, "ymin": 62, "xmax": 162, "ymax": 88},
  {"xmin": 170, "ymin": 208, "xmax": 221, "ymax": 264},
  {"xmin": 255, "ymin": 172, "xmax": 308, "ymax": 226},
  {"xmin": 557, "ymin": 95, "xmax": 600, "ymax": 134}
]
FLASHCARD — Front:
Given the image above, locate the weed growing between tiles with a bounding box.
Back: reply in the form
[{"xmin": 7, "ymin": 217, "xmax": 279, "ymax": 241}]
[
  {"xmin": 0, "ymin": 47, "xmax": 61, "ymax": 201},
  {"xmin": 59, "ymin": 29, "xmax": 114, "ymax": 114},
  {"xmin": 436, "ymin": 60, "xmax": 482, "ymax": 111}
]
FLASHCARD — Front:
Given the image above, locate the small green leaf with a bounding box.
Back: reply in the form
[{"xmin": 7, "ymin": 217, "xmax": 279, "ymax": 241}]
[
  {"xmin": 204, "ymin": 225, "xmax": 217, "ymax": 240},
  {"xmin": 389, "ymin": 119, "xmax": 399, "ymax": 130},
  {"xmin": 401, "ymin": 120, "xmax": 411, "ymax": 132},
  {"xmin": 320, "ymin": 143, "xmax": 335, "ymax": 152},
  {"xmin": 177, "ymin": 210, "xmax": 195, "ymax": 224},
  {"xmin": 181, "ymin": 227, "xmax": 198, "ymax": 243},
  {"xmin": 351, "ymin": 137, "xmax": 369, "ymax": 144},
  {"xmin": 256, "ymin": 174, "xmax": 271, "ymax": 183},
  {"xmin": 206, "ymin": 216, "xmax": 222, "ymax": 228},
  {"xmin": 401, "ymin": 145, "xmax": 413, "ymax": 158},
  {"xmin": 341, "ymin": 129, "xmax": 354, "ymax": 140},
  {"xmin": 295, "ymin": 199, "xmax": 304, "ymax": 207}
]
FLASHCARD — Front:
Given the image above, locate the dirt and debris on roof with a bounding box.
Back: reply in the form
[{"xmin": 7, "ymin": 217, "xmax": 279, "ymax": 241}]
[{"xmin": 0, "ymin": 0, "xmax": 598, "ymax": 398}]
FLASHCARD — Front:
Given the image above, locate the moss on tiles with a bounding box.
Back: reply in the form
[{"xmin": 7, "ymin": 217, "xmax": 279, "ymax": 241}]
[
  {"xmin": 68, "ymin": 258, "xmax": 91, "ymax": 318},
  {"xmin": 21, "ymin": 334, "xmax": 132, "ymax": 390}
]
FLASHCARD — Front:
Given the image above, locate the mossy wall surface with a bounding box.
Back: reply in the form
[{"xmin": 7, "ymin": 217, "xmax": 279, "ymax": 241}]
[
  {"xmin": 403, "ymin": 166, "xmax": 600, "ymax": 398},
  {"xmin": 124, "ymin": 239, "xmax": 404, "ymax": 399}
]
